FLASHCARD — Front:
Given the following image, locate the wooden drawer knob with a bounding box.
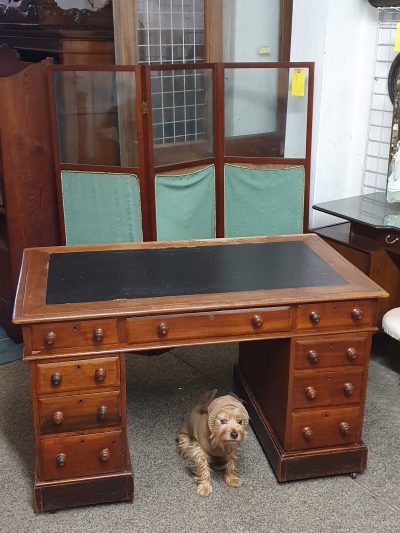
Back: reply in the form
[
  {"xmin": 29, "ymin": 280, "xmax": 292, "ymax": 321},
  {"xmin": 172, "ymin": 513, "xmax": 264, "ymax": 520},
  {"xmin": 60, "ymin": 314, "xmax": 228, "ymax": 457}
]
[
  {"xmin": 51, "ymin": 372, "xmax": 62, "ymax": 386},
  {"xmin": 340, "ymin": 421, "xmax": 351, "ymax": 436},
  {"xmin": 44, "ymin": 331, "xmax": 56, "ymax": 346},
  {"xmin": 302, "ymin": 427, "xmax": 313, "ymax": 441},
  {"xmin": 56, "ymin": 453, "xmax": 66, "ymax": 467},
  {"xmin": 346, "ymin": 347, "xmax": 358, "ymax": 361},
  {"xmin": 95, "ymin": 368, "xmax": 106, "ymax": 382},
  {"xmin": 93, "ymin": 328, "xmax": 105, "ymax": 342},
  {"xmin": 308, "ymin": 350, "xmax": 319, "ymax": 364},
  {"xmin": 52, "ymin": 410, "xmax": 64, "ymax": 425},
  {"xmin": 351, "ymin": 308, "xmax": 363, "ymax": 321},
  {"xmin": 305, "ymin": 386, "xmax": 317, "ymax": 400},
  {"xmin": 252, "ymin": 314, "xmax": 264, "ymax": 328},
  {"xmin": 100, "ymin": 448, "xmax": 110, "ymax": 462},
  {"xmin": 343, "ymin": 382, "xmax": 354, "ymax": 397},
  {"xmin": 97, "ymin": 405, "xmax": 108, "ymax": 420},
  {"xmin": 157, "ymin": 322, "xmax": 169, "ymax": 336},
  {"xmin": 309, "ymin": 311, "xmax": 320, "ymax": 324}
]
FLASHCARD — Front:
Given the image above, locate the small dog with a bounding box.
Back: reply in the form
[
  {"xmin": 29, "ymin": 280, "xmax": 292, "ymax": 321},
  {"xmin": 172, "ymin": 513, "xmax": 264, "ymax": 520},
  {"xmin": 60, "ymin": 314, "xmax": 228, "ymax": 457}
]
[{"xmin": 177, "ymin": 389, "xmax": 249, "ymax": 496}]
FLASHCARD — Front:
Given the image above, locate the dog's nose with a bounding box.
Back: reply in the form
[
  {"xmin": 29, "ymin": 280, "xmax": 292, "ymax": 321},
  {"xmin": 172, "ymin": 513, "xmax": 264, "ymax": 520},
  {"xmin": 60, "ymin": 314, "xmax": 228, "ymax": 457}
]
[{"xmin": 230, "ymin": 431, "xmax": 238, "ymax": 440}]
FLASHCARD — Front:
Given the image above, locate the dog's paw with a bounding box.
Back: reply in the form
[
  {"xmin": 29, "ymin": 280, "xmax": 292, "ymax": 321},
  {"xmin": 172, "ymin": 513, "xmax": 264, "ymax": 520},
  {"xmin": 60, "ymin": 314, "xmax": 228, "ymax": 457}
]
[
  {"xmin": 197, "ymin": 482, "xmax": 213, "ymax": 496},
  {"xmin": 224, "ymin": 474, "xmax": 242, "ymax": 488}
]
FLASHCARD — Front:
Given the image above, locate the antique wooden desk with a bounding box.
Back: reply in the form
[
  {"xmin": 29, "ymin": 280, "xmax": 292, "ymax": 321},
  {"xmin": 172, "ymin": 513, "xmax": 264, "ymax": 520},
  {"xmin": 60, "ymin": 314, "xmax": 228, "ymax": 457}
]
[{"xmin": 13, "ymin": 235, "xmax": 387, "ymax": 512}]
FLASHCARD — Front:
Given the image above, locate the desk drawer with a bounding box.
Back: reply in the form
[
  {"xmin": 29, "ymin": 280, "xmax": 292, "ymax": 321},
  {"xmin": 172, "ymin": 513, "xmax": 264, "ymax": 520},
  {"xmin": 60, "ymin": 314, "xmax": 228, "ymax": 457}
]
[
  {"xmin": 294, "ymin": 335, "xmax": 369, "ymax": 369},
  {"xmin": 38, "ymin": 390, "xmax": 122, "ymax": 435},
  {"xmin": 36, "ymin": 357, "xmax": 120, "ymax": 395},
  {"xmin": 289, "ymin": 407, "xmax": 360, "ymax": 451},
  {"xmin": 296, "ymin": 301, "xmax": 374, "ymax": 330},
  {"xmin": 30, "ymin": 319, "xmax": 119, "ymax": 352},
  {"xmin": 40, "ymin": 430, "xmax": 125, "ymax": 481},
  {"xmin": 126, "ymin": 307, "xmax": 292, "ymax": 345},
  {"xmin": 292, "ymin": 370, "xmax": 364, "ymax": 410}
]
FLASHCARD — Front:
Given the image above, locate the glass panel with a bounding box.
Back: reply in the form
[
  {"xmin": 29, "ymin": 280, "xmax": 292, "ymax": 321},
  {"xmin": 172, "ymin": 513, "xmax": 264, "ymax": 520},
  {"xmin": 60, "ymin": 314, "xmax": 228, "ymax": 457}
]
[
  {"xmin": 151, "ymin": 68, "xmax": 214, "ymax": 166},
  {"xmin": 136, "ymin": 0, "xmax": 205, "ymax": 65},
  {"xmin": 53, "ymin": 70, "xmax": 138, "ymax": 166},
  {"xmin": 313, "ymin": 191, "xmax": 400, "ymax": 230},
  {"xmin": 223, "ymin": 0, "xmax": 280, "ymax": 62},
  {"xmin": 224, "ymin": 67, "xmax": 309, "ymax": 158}
]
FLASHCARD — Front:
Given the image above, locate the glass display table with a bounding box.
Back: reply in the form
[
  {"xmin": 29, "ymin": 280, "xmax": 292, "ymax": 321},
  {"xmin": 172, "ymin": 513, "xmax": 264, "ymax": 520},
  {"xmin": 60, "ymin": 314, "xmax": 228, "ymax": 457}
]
[{"xmin": 313, "ymin": 192, "xmax": 400, "ymax": 322}]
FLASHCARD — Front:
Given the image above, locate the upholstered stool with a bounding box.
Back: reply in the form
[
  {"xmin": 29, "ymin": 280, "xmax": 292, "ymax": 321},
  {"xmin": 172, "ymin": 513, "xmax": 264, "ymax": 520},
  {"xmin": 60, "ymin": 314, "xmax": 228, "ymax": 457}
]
[{"xmin": 382, "ymin": 307, "xmax": 400, "ymax": 341}]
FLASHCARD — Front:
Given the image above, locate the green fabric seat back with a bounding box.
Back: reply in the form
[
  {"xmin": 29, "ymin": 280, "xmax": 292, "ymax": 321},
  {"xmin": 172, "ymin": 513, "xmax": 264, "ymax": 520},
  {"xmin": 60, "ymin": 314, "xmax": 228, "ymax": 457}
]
[
  {"xmin": 61, "ymin": 171, "xmax": 143, "ymax": 245},
  {"xmin": 155, "ymin": 164, "xmax": 216, "ymax": 241},
  {"xmin": 224, "ymin": 164, "xmax": 305, "ymax": 237}
]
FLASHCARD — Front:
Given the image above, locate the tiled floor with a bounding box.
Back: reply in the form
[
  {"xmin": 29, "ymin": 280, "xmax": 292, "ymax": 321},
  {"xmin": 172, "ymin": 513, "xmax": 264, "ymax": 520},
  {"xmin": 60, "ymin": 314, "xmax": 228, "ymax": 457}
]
[{"xmin": 0, "ymin": 327, "xmax": 22, "ymax": 365}]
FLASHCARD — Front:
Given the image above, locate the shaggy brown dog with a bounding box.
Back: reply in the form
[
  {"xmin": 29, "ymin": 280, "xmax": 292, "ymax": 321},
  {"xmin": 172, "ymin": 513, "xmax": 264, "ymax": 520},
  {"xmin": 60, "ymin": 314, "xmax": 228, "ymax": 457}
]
[{"xmin": 177, "ymin": 390, "xmax": 249, "ymax": 496}]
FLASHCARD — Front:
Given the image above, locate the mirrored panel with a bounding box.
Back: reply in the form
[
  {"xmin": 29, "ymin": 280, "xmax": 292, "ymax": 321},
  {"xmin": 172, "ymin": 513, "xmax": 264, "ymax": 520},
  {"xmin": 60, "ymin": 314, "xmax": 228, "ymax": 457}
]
[
  {"xmin": 224, "ymin": 67, "xmax": 309, "ymax": 158},
  {"xmin": 53, "ymin": 70, "xmax": 138, "ymax": 167},
  {"xmin": 150, "ymin": 67, "xmax": 214, "ymax": 166}
]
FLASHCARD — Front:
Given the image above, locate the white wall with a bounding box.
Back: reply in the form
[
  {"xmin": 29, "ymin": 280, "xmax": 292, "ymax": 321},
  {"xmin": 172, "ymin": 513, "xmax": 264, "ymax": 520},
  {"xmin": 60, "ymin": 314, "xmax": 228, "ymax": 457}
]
[{"xmin": 291, "ymin": 0, "xmax": 378, "ymax": 228}]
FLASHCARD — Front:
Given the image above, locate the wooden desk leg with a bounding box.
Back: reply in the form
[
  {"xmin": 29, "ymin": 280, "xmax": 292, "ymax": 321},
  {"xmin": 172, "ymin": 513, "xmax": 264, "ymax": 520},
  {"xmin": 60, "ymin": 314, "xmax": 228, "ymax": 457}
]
[
  {"xmin": 235, "ymin": 338, "xmax": 369, "ymax": 482},
  {"xmin": 30, "ymin": 353, "xmax": 134, "ymax": 512}
]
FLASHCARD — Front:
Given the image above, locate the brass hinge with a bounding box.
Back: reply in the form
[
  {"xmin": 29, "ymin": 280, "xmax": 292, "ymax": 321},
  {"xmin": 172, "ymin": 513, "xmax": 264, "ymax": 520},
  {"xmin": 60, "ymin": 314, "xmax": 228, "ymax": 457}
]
[{"xmin": 141, "ymin": 100, "xmax": 149, "ymax": 114}]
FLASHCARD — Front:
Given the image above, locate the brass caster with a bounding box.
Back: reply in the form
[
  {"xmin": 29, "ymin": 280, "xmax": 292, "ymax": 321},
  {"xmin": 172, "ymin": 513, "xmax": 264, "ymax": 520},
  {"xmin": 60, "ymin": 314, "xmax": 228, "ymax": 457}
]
[{"xmin": 350, "ymin": 472, "xmax": 358, "ymax": 479}]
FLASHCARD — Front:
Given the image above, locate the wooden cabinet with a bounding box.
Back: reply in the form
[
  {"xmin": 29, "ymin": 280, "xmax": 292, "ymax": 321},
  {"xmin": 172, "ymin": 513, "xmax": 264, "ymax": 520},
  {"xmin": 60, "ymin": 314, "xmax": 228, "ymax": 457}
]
[
  {"xmin": 0, "ymin": 46, "xmax": 59, "ymax": 340},
  {"xmin": 0, "ymin": 1, "xmax": 114, "ymax": 66},
  {"xmin": 314, "ymin": 223, "xmax": 400, "ymax": 325}
]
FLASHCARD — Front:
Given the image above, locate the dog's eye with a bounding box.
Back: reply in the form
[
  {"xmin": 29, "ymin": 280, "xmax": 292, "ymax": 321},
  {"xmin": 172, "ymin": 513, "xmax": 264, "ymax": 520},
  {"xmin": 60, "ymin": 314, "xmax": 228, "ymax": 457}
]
[
  {"xmin": 220, "ymin": 418, "xmax": 228, "ymax": 424},
  {"xmin": 237, "ymin": 420, "xmax": 243, "ymax": 425}
]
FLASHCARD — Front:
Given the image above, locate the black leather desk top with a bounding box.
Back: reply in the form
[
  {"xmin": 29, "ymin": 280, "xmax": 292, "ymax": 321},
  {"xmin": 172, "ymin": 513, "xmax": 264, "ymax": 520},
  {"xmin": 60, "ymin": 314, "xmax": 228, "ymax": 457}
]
[{"xmin": 46, "ymin": 241, "xmax": 346, "ymax": 305}]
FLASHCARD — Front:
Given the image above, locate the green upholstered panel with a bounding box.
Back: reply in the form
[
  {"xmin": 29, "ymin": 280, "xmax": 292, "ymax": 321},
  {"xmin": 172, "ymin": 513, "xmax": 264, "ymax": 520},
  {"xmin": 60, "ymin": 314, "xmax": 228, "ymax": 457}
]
[
  {"xmin": 224, "ymin": 164, "xmax": 305, "ymax": 237},
  {"xmin": 155, "ymin": 165, "xmax": 216, "ymax": 241},
  {"xmin": 61, "ymin": 171, "xmax": 143, "ymax": 245}
]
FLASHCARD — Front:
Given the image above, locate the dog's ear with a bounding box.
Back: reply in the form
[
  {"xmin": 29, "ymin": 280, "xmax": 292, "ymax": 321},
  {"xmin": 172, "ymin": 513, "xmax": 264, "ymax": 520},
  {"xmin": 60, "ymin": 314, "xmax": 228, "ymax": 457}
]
[{"xmin": 198, "ymin": 389, "xmax": 217, "ymax": 413}]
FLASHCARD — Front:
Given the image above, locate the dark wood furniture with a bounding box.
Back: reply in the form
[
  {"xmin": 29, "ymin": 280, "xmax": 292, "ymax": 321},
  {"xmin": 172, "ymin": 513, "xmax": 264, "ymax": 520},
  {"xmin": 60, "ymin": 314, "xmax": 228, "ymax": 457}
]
[
  {"xmin": 13, "ymin": 234, "xmax": 386, "ymax": 511},
  {"xmin": 0, "ymin": 1, "xmax": 114, "ymax": 65},
  {"xmin": 0, "ymin": 45, "xmax": 59, "ymax": 341},
  {"xmin": 313, "ymin": 192, "xmax": 400, "ymax": 324}
]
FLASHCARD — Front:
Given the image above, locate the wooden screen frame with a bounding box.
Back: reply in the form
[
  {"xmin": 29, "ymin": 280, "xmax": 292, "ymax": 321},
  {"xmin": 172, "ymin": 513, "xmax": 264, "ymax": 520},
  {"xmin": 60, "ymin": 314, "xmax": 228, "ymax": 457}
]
[
  {"xmin": 47, "ymin": 64, "xmax": 152, "ymax": 243},
  {"xmin": 47, "ymin": 61, "xmax": 313, "ymax": 243}
]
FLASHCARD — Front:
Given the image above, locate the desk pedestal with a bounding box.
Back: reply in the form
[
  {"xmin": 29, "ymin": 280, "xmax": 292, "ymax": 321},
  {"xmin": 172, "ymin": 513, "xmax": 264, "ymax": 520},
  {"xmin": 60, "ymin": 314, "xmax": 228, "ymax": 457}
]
[
  {"xmin": 235, "ymin": 334, "xmax": 371, "ymax": 481},
  {"xmin": 30, "ymin": 353, "xmax": 134, "ymax": 512}
]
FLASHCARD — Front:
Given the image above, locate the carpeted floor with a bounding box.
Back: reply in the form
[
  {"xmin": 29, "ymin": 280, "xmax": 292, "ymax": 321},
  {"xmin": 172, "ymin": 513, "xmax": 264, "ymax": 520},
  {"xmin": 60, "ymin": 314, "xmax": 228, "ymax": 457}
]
[{"xmin": 0, "ymin": 337, "xmax": 399, "ymax": 532}]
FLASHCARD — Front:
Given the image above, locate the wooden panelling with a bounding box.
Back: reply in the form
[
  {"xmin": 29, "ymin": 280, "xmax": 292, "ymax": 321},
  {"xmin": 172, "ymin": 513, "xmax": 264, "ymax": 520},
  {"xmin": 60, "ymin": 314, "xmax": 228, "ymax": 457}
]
[
  {"xmin": 0, "ymin": 49, "xmax": 60, "ymax": 340},
  {"xmin": 239, "ymin": 339, "xmax": 291, "ymax": 448}
]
